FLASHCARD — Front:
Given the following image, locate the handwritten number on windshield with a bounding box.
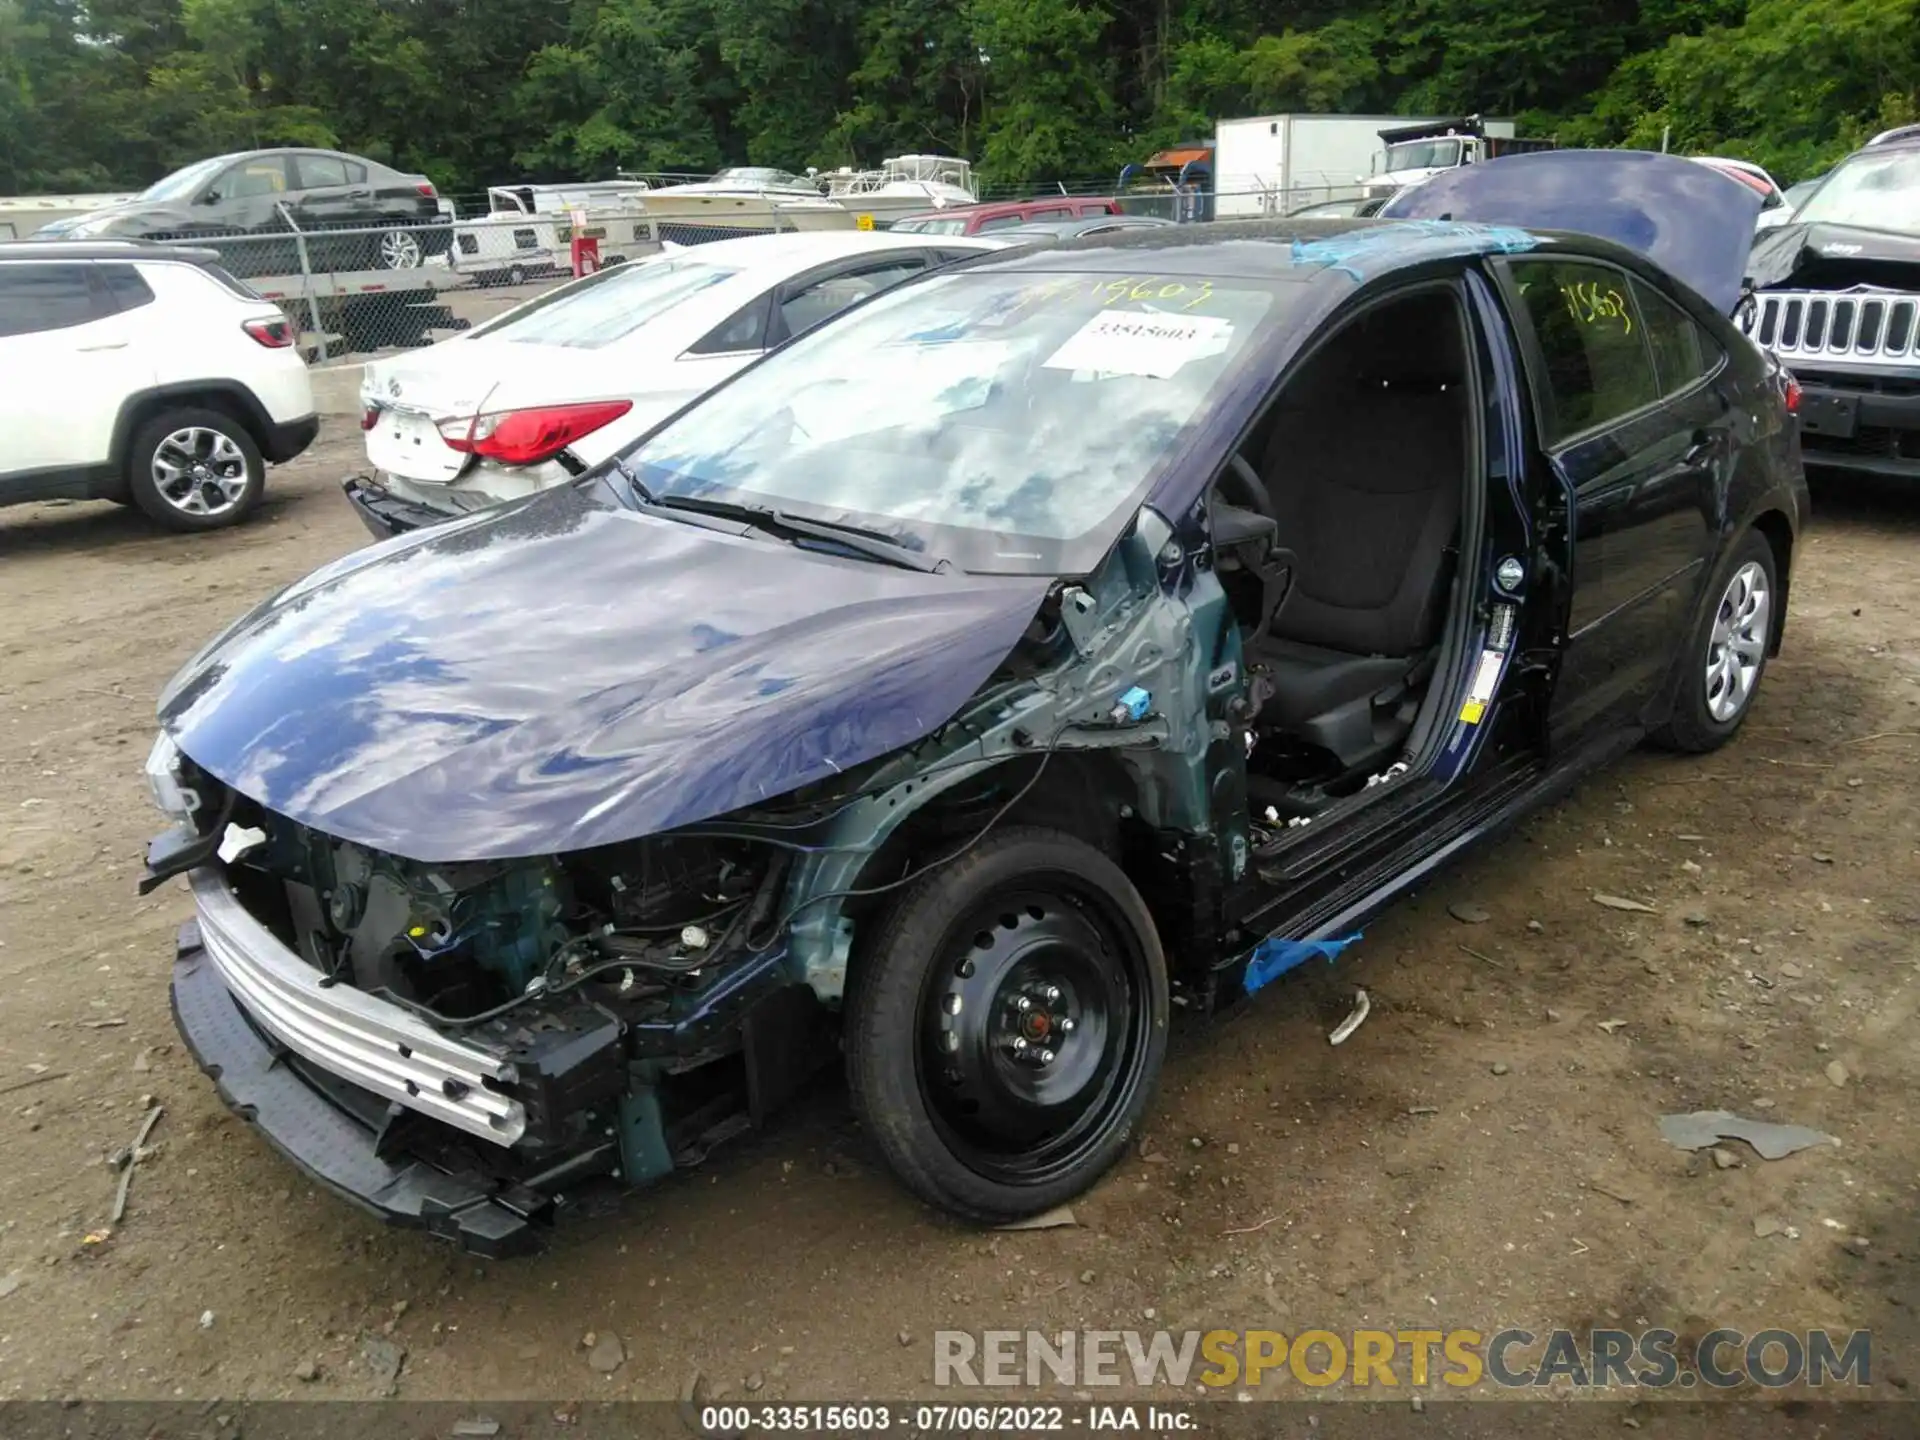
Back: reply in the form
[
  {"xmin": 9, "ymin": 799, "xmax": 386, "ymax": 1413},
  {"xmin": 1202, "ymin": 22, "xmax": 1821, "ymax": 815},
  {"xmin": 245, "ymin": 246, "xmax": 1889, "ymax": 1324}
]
[{"xmin": 1015, "ymin": 276, "xmax": 1218, "ymax": 316}]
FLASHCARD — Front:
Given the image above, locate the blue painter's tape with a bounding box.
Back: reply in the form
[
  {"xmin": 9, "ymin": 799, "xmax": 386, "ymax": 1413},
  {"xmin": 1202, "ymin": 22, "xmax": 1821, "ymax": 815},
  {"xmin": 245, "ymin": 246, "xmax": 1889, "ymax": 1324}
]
[
  {"xmin": 1290, "ymin": 222, "xmax": 1538, "ymax": 282},
  {"xmin": 1243, "ymin": 932, "xmax": 1364, "ymax": 997}
]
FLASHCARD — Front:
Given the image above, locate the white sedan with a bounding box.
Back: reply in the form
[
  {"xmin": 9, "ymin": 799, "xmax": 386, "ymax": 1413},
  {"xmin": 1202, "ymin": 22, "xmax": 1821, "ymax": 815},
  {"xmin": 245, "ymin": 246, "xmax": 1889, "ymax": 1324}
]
[
  {"xmin": 344, "ymin": 230, "xmax": 1001, "ymax": 536},
  {"xmin": 1688, "ymin": 156, "xmax": 1795, "ymax": 233}
]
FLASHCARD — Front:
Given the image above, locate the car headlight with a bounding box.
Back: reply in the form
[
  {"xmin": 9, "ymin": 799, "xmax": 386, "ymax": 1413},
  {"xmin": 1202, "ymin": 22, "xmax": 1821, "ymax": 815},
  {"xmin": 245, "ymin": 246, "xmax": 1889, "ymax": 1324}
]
[{"xmin": 144, "ymin": 733, "xmax": 201, "ymax": 822}]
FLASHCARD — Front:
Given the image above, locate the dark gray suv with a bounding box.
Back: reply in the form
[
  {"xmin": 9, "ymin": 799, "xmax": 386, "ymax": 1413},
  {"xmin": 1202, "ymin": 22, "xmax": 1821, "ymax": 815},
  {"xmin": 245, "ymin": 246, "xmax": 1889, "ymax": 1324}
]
[{"xmin": 35, "ymin": 148, "xmax": 449, "ymax": 277}]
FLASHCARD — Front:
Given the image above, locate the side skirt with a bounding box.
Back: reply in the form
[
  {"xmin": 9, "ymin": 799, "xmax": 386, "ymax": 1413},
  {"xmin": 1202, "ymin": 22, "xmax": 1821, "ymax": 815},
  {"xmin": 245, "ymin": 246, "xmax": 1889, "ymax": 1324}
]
[{"xmin": 1209, "ymin": 721, "xmax": 1643, "ymax": 1009}]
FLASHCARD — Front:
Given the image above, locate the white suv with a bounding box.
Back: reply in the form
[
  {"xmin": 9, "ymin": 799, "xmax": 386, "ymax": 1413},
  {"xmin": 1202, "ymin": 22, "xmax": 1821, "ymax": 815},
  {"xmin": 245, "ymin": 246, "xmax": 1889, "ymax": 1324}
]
[{"xmin": 0, "ymin": 241, "xmax": 317, "ymax": 531}]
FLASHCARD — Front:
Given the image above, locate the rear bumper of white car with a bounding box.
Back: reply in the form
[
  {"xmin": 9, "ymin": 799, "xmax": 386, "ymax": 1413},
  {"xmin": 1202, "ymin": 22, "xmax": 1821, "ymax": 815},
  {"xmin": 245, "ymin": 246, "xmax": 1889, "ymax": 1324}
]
[{"xmin": 341, "ymin": 473, "xmax": 452, "ymax": 538}]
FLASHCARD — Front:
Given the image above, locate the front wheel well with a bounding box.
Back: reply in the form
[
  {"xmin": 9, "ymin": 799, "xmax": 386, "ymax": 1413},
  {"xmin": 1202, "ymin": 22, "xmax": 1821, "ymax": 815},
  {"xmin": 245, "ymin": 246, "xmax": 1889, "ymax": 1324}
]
[{"xmin": 835, "ymin": 750, "xmax": 1153, "ymax": 969}]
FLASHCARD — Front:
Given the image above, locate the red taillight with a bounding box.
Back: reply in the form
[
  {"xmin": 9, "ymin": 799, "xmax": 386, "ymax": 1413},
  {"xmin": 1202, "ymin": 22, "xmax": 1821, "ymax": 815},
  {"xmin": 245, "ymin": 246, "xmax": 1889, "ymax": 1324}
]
[
  {"xmin": 436, "ymin": 400, "xmax": 634, "ymax": 465},
  {"xmin": 416, "ymin": 181, "xmax": 438, "ymax": 198},
  {"xmin": 1783, "ymin": 375, "xmax": 1802, "ymax": 413},
  {"xmin": 243, "ymin": 317, "xmax": 294, "ymax": 349},
  {"xmin": 360, "ymin": 404, "xmax": 381, "ymax": 432}
]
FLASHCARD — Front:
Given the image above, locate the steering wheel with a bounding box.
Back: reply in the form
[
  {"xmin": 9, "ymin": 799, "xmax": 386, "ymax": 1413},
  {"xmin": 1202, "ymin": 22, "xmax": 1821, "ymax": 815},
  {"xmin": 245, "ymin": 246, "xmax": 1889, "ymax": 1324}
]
[
  {"xmin": 1213, "ymin": 454, "xmax": 1299, "ymax": 644},
  {"xmin": 1216, "ymin": 453, "xmax": 1277, "ymax": 525}
]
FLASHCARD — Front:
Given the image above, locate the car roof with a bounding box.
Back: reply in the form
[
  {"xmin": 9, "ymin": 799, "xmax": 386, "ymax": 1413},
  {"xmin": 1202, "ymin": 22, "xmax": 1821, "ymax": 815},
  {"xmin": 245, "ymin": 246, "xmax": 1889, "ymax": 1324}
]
[
  {"xmin": 954, "ymin": 217, "xmax": 1543, "ymax": 279},
  {"xmin": 892, "ymin": 196, "xmax": 1109, "ymax": 225},
  {"xmin": 948, "ymin": 213, "xmax": 1743, "ymax": 316},
  {"xmin": 656, "ymin": 229, "xmax": 997, "ymax": 274},
  {"xmin": 0, "ymin": 240, "xmax": 223, "ymax": 264},
  {"xmin": 998, "ymin": 216, "xmax": 1166, "ymax": 236},
  {"xmin": 1863, "ymin": 132, "xmax": 1920, "ymax": 154},
  {"xmin": 155, "ymin": 147, "xmax": 414, "ymax": 176}
]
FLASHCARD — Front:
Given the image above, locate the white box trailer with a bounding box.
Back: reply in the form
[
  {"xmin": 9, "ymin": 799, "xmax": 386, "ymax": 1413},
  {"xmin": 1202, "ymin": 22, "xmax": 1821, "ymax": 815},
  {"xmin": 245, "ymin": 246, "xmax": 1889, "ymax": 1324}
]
[
  {"xmin": 1212, "ymin": 114, "xmax": 1486, "ymax": 217},
  {"xmin": 0, "ymin": 192, "xmax": 136, "ymax": 241}
]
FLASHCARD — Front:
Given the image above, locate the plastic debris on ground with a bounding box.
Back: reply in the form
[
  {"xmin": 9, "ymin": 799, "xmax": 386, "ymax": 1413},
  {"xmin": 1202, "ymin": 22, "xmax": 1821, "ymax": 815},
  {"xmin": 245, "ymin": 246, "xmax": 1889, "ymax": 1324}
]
[
  {"xmin": 1328, "ymin": 990, "xmax": 1371, "ymax": 1046},
  {"xmin": 1243, "ymin": 933, "xmax": 1363, "ymax": 997},
  {"xmin": 995, "ymin": 1204, "xmax": 1078, "ymax": 1232},
  {"xmin": 1657, "ymin": 1110, "xmax": 1838, "ymax": 1160}
]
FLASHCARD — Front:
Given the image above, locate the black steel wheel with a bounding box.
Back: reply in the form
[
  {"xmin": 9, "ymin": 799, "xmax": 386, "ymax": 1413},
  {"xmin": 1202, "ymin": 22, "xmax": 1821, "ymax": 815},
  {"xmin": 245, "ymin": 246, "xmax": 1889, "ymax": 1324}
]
[{"xmin": 845, "ymin": 826, "xmax": 1169, "ymax": 1221}]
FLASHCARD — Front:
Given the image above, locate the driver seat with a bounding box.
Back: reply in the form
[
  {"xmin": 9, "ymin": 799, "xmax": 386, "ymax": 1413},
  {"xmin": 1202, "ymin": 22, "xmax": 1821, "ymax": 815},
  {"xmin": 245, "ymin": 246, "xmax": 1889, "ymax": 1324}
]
[{"xmin": 1254, "ymin": 382, "xmax": 1465, "ymax": 770}]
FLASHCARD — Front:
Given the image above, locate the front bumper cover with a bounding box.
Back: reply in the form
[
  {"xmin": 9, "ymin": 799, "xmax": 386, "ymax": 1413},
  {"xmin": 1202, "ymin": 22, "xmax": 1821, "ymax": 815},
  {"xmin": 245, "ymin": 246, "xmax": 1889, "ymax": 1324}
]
[
  {"xmin": 172, "ymin": 921, "xmax": 544, "ymax": 1256},
  {"xmin": 1793, "ymin": 370, "xmax": 1920, "ymax": 480}
]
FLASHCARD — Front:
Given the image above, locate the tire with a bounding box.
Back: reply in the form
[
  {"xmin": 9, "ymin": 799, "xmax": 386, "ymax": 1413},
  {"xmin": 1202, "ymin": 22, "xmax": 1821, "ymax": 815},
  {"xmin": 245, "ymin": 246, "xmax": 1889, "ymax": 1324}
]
[
  {"xmin": 371, "ymin": 225, "xmax": 427, "ymax": 270},
  {"xmin": 1650, "ymin": 528, "xmax": 1778, "ymax": 753},
  {"xmin": 125, "ymin": 408, "xmax": 265, "ymax": 533},
  {"xmin": 845, "ymin": 825, "xmax": 1170, "ymax": 1222}
]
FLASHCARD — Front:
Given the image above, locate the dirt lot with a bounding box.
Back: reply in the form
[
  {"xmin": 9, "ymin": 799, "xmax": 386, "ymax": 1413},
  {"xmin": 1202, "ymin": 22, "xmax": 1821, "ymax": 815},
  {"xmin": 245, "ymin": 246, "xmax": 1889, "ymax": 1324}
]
[{"xmin": 0, "ymin": 433, "xmax": 1916, "ymax": 1413}]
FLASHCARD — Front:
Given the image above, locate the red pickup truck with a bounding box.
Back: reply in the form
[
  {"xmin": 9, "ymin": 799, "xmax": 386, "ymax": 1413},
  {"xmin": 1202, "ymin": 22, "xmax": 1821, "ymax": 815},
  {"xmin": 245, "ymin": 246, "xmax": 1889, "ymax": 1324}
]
[{"xmin": 891, "ymin": 197, "xmax": 1124, "ymax": 236}]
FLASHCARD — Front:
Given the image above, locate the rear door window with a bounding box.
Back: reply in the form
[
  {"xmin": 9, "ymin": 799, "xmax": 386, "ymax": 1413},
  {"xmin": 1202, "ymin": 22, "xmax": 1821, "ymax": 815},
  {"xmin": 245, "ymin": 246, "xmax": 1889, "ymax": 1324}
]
[
  {"xmin": 688, "ymin": 295, "xmax": 772, "ymax": 355},
  {"xmin": 296, "ymin": 154, "xmax": 355, "ymax": 189},
  {"xmin": 1506, "ymin": 259, "xmax": 1660, "ymax": 442},
  {"xmin": 1632, "ymin": 277, "xmax": 1722, "ymax": 397},
  {"xmin": 0, "ymin": 263, "xmax": 100, "ymax": 337},
  {"xmin": 98, "ymin": 264, "xmax": 157, "ymax": 314}
]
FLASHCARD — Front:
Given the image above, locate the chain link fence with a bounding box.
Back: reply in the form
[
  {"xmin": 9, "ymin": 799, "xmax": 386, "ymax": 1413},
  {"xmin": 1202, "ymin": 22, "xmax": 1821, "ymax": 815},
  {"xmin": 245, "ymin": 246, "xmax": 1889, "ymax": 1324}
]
[
  {"xmin": 107, "ymin": 183, "xmax": 1384, "ymax": 364},
  {"xmin": 137, "ymin": 200, "xmax": 864, "ymax": 361}
]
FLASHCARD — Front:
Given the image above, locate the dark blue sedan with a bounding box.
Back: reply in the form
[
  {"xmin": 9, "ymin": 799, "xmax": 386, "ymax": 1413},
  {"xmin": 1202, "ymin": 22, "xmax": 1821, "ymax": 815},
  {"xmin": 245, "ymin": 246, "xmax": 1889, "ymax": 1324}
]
[{"xmin": 145, "ymin": 152, "xmax": 1807, "ymax": 1252}]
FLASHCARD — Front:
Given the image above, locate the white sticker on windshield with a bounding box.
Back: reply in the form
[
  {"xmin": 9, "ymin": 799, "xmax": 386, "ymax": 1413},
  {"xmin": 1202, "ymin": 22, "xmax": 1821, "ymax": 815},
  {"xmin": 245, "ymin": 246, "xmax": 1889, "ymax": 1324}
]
[{"xmin": 1042, "ymin": 310, "xmax": 1234, "ymax": 380}]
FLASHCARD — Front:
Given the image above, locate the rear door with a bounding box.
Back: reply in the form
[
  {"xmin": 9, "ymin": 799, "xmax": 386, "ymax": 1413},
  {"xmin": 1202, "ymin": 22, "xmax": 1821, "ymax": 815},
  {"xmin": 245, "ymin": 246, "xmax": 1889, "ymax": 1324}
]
[
  {"xmin": 289, "ymin": 152, "xmax": 373, "ymax": 228},
  {"xmin": 1497, "ymin": 255, "xmax": 1725, "ymax": 747},
  {"xmin": 0, "ymin": 262, "xmax": 154, "ymax": 487}
]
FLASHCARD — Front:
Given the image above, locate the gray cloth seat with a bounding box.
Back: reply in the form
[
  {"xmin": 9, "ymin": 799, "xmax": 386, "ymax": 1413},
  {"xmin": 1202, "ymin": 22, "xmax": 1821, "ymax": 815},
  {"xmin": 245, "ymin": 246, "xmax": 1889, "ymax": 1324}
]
[{"xmin": 1255, "ymin": 384, "xmax": 1465, "ymax": 767}]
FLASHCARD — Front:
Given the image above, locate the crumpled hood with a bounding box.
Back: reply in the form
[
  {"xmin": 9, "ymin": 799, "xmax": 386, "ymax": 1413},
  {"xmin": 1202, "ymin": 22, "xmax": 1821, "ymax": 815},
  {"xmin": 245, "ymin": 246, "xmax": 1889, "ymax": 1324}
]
[
  {"xmin": 159, "ymin": 485, "xmax": 1047, "ymax": 862},
  {"xmin": 1747, "ymin": 222, "xmax": 1920, "ymax": 290},
  {"xmin": 1383, "ymin": 150, "xmax": 1762, "ymax": 314}
]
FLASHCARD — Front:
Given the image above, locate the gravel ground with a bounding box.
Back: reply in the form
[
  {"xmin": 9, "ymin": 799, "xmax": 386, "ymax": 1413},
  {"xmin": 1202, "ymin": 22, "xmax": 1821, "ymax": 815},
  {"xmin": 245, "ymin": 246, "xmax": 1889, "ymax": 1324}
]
[{"xmin": 0, "ymin": 435, "xmax": 1915, "ymax": 1418}]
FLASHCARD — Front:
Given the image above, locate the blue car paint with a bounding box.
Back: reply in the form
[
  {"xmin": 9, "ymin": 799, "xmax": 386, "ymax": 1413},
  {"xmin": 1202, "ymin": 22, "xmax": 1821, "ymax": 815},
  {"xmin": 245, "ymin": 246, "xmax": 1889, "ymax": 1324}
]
[
  {"xmin": 1382, "ymin": 150, "xmax": 1762, "ymax": 315},
  {"xmin": 159, "ymin": 203, "xmax": 1774, "ymax": 875},
  {"xmin": 159, "ymin": 483, "xmax": 1050, "ymax": 863}
]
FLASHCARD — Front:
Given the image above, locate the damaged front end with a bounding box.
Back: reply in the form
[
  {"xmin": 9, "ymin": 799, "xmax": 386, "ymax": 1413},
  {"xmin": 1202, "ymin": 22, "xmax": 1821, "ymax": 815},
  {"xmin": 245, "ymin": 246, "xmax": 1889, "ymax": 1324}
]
[
  {"xmin": 148, "ymin": 501, "xmax": 1246, "ymax": 1253},
  {"xmin": 158, "ymin": 760, "xmax": 814, "ymax": 1254},
  {"xmin": 1738, "ymin": 157, "xmax": 1920, "ymax": 480}
]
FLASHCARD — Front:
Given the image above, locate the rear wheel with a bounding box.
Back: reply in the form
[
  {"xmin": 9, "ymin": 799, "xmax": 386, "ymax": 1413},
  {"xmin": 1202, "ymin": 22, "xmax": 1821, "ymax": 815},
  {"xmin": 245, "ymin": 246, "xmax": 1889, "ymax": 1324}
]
[
  {"xmin": 373, "ymin": 226, "xmax": 426, "ymax": 270},
  {"xmin": 125, "ymin": 408, "xmax": 264, "ymax": 532},
  {"xmin": 845, "ymin": 827, "xmax": 1169, "ymax": 1221},
  {"xmin": 1651, "ymin": 528, "xmax": 1778, "ymax": 752}
]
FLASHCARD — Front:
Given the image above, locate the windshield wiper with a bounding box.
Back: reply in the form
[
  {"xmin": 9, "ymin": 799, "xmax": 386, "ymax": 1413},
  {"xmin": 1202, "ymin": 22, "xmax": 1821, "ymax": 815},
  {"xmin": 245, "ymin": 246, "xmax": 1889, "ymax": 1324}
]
[
  {"xmin": 606, "ymin": 455, "xmax": 658, "ymax": 506},
  {"xmin": 653, "ymin": 495, "xmax": 947, "ymax": 573}
]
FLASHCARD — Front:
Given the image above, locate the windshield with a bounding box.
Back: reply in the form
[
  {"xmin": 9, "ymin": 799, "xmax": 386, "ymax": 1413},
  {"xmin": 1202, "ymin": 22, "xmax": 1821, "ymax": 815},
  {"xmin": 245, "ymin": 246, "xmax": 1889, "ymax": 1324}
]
[
  {"xmin": 1793, "ymin": 149, "xmax": 1920, "ymax": 235},
  {"xmin": 714, "ymin": 167, "xmax": 805, "ymax": 187},
  {"xmin": 618, "ymin": 268, "xmax": 1287, "ymax": 575},
  {"xmin": 140, "ymin": 155, "xmax": 232, "ymax": 202},
  {"xmin": 1383, "ymin": 139, "xmax": 1463, "ymax": 172},
  {"xmin": 478, "ymin": 256, "xmax": 740, "ymax": 348}
]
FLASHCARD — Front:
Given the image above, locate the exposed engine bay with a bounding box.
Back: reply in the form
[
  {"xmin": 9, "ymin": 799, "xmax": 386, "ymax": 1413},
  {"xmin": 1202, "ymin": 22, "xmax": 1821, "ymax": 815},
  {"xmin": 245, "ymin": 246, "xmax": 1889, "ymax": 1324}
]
[{"xmin": 249, "ymin": 822, "xmax": 775, "ymax": 1026}]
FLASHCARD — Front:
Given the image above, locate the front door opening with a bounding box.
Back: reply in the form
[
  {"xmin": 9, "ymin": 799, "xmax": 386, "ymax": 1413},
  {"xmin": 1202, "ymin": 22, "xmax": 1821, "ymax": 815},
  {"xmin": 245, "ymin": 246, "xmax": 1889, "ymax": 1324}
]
[{"xmin": 1211, "ymin": 289, "xmax": 1477, "ymax": 821}]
